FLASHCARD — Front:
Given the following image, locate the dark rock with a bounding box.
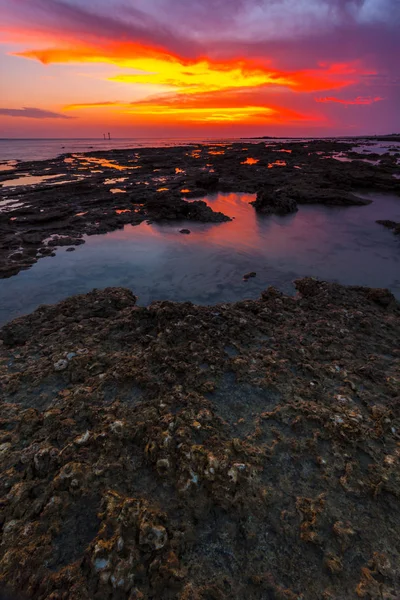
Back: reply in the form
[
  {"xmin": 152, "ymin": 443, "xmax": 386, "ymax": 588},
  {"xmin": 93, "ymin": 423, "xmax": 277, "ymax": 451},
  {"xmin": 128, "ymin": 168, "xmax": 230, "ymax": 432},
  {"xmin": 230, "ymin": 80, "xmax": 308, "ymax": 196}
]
[
  {"xmin": 195, "ymin": 173, "xmax": 219, "ymax": 189},
  {"xmin": 251, "ymin": 189, "xmax": 298, "ymax": 215},
  {"xmin": 66, "ymin": 247, "xmax": 76, "ymax": 252},
  {"xmin": 285, "ymin": 185, "xmax": 371, "ymax": 206},
  {"xmin": 179, "ymin": 229, "xmax": 191, "ymax": 234},
  {"xmin": 377, "ymin": 219, "xmax": 400, "ymax": 234},
  {"xmin": 145, "ymin": 193, "xmax": 230, "ymax": 223},
  {"xmin": 243, "ymin": 272, "xmax": 257, "ymax": 280}
]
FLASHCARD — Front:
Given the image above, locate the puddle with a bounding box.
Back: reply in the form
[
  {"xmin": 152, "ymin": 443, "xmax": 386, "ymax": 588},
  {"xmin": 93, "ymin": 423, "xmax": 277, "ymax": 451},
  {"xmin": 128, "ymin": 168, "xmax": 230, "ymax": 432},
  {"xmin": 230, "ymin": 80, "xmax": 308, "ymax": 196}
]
[
  {"xmin": 0, "ymin": 160, "xmax": 17, "ymax": 172},
  {"xmin": 1, "ymin": 191, "xmax": 400, "ymax": 325},
  {"xmin": 0, "ymin": 199, "xmax": 25, "ymax": 212},
  {"xmin": 241, "ymin": 158, "xmax": 259, "ymax": 165},
  {"xmin": 110, "ymin": 188, "xmax": 127, "ymax": 194},
  {"xmin": 104, "ymin": 177, "xmax": 127, "ymax": 185},
  {"xmin": 72, "ymin": 155, "xmax": 136, "ymax": 171},
  {"xmin": 268, "ymin": 160, "xmax": 286, "ymax": 168},
  {"xmin": 115, "ymin": 209, "xmax": 131, "ymax": 214},
  {"xmin": 0, "ymin": 174, "xmax": 64, "ymax": 187}
]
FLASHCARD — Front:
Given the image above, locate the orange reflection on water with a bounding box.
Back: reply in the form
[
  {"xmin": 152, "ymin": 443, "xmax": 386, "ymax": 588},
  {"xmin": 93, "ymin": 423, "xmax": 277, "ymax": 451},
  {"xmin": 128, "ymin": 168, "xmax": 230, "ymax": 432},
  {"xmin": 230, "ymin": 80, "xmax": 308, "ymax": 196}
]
[
  {"xmin": 181, "ymin": 189, "xmax": 191, "ymax": 193},
  {"xmin": 208, "ymin": 150, "xmax": 225, "ymax": 155},
  {"xmin": 74, "ymin": 155, "xmax": 137, "ymax": 171},
  {"xmin": 268, "ymin": 160, "xmax": 287, "ymax": 168},
  {"xmin": 115, "ymin": 209, "xmax": 131, "ymax": 214},
  {"xmin": 98, "ymin": 191, "xmax": 335, "ymax": 259},
  {"xmin": 110, "ymin": 188, "xmax": 127, "ymax": 194},
  {"xmin": 241, "ymin": 158, "xmax": 259, "ymax": 165},
  {"xmin": 157, "ymin": 187, "xmax": 169, "ymax": 192},
  {"xmin": 105, "ymin": 177, "xmax": 127, "ymax": 184},
  {"xmin": 175, "ymin": 168, "xmax": 185, "ymax": 174}
]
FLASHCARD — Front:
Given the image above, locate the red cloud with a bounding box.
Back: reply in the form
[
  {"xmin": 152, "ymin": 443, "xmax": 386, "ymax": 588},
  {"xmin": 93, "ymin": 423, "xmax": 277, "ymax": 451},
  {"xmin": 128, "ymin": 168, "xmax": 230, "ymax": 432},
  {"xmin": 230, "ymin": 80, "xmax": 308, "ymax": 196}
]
[{"xmin": 315, "ymin": 96, "xmax": 384, "ymax": 105}]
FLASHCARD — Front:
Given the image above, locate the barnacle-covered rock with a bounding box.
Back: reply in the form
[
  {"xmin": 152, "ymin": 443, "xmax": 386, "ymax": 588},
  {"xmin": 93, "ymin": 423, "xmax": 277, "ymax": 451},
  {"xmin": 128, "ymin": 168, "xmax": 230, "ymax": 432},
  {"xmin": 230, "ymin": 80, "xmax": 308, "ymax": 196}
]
[{"xmin": 0, "ymin": 279, "xmax": 399, "ymax": 598}]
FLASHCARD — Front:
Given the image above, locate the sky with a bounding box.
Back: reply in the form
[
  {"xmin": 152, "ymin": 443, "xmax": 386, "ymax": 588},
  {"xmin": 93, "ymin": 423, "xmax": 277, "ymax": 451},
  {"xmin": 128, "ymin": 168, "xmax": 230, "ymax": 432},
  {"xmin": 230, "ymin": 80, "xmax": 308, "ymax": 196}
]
[{"xmin": 0, "ymin": 0, "xmax": 399, "ymax": 138}]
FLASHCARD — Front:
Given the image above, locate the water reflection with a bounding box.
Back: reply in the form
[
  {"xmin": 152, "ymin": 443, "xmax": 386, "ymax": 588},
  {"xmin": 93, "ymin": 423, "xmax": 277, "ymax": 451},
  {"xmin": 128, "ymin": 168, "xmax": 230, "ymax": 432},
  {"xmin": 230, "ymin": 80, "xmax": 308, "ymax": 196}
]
[
  {"xmin": 0, "ymin": 192, "xmax": 399, "ymax": 325},
  {"xmin": 241, "ymin": 158, "xmax": 259, "ymax": 165},
  {"xmin": 0, "ymin": 174, "xmax": 64, "ymax": 187}
]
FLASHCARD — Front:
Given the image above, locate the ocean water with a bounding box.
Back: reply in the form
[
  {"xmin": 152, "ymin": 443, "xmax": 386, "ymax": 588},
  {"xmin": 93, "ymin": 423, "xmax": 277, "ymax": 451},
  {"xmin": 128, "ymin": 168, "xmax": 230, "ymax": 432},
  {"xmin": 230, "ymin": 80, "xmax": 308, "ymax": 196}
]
[
  {"xmin": 1, "ymin": 137, "xmax": 399, "ymax": 163},
  {"xmin": 0, "ymin": 191, "xmax": 399, "ymax": 326},
  {"xmin": 0, "ymin": 137, "xmax": 248, "ymax": 162}
]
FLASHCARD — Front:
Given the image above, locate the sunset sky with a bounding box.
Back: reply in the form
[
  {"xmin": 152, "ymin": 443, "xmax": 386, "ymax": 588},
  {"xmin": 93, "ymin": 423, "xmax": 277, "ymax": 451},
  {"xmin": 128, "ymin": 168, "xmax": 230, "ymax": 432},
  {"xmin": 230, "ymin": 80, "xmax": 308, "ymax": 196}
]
[{"xmin": 0, "ymin": 0, "xmax": 399, "ymax": 138}]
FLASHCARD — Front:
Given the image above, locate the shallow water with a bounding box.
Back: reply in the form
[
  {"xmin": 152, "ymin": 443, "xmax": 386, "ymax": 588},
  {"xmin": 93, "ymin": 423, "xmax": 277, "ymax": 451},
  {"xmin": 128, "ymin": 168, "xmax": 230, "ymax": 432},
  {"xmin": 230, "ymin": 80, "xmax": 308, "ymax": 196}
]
[
  {"xmin": 0, "ymin": 191, "xmax": 399, "ymax": 325},
  {"xmin": 1, "ymin": 173, "xmax": 65, "ymax": 187}
]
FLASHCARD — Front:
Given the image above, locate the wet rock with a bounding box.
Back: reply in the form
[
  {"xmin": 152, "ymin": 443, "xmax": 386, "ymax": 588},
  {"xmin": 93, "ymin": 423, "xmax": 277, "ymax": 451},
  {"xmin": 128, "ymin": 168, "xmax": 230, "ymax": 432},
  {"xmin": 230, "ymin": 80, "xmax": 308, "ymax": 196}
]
[
  {"xmin": 0, "ymin": 279, "xmax": 400, "ymax": 598},
  {"xmin": 54, "ymin": 359, "xmax": 68, "ymax": 371},
  {"xmin": 377, "ymin": 219, "xmax": 400, "ymax": 234},
  {"xmin": 66, "ymin": 247, "xmax": 76, "ymax": 252},
  {"xmin": 284, "ymin": 184, "xmax": 371, "ymax": 206},
  {"xmin": 243, "ymin": 272, "xmax": 256, "ymax": 280},
  {"xmin": 251, "ymin": 189, "xmax": 298, "ymax": 215},
  {"xmin": 195, "ymin": 173, "xmax": 219, "ymax": 189},
  {"xmin": 179, "ymin": 229, "xmax": 191, "ymax": 234},
  {"xmin": 139, "ymin": 523, "xmax": 168, "ymax": 551}
]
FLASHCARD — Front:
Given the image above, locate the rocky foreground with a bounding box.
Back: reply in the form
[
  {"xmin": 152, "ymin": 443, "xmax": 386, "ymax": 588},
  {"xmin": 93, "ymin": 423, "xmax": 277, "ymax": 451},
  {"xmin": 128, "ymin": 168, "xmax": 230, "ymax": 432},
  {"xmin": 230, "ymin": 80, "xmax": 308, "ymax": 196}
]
[
  {"xmin": 0, "ymin": 279, "xmax": 399, "ymax": 599},
  {"xmin": 1, "ymin": 138, "xmax": 399, "ymax": 278}
]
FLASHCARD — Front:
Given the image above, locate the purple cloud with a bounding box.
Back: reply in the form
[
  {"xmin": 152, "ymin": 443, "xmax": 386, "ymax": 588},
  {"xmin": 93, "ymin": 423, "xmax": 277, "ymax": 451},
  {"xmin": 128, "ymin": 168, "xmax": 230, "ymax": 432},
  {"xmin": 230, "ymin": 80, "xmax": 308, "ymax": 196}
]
[{"xmin": 0, "ymin": 107, "xmax": 73, "ymax": 119}]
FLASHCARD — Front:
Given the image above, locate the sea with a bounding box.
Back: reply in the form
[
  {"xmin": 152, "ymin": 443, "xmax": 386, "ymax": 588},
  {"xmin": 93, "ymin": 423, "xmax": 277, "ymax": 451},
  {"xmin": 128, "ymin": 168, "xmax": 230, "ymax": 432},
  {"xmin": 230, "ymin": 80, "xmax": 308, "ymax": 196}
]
[
  {"xmin": 0, "ymin": 137, "xmax": 252, "ymax": 162},
  {"xmin": 2, "ymin": 136, "xmax": 398, "ymax": 163}
]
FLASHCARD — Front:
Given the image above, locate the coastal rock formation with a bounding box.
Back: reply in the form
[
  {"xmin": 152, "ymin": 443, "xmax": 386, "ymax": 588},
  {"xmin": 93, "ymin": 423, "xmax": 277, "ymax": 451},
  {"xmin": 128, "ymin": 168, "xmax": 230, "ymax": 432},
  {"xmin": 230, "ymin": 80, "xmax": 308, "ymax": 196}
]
[
  {"xmin": 251, "ymin": 189, "xmax": 298, "ymax": 214},
  {"xmin": 377, "ymin": 219, "xmax": 400, "ymax": 234},
  {"xmin": 0, "ymin": 279, "xmax": 399, "ymax": 599},
  {"xmin": 144, "ymin": 192, "xmax": 231, "ymax": 223},
  {"xmin": 1, "ymin": 139, "xmax": 399, "ymax": 278}
]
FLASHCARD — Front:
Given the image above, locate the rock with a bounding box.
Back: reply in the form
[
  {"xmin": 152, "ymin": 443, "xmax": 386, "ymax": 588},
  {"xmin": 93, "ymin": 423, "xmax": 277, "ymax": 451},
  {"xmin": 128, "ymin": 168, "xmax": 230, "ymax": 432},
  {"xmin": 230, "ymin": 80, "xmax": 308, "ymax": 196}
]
[
  {"xmin": 54, "ymin": 359, "xmax": 68, "ymax": 371},
  {"xmin": 179, "ymin": 229, "xmax": 191, "ymax": 234},
  {"xmin": 251, "ymin": 189, "xmax": 298, "ymax": 215},
  {"xmin": 139, "ymin": 523, "xmax": 167, "ymax": 551},
  {"xmin": 66, "ymin": 247, "xmax": 76, "ymax": 252},
  {"xmin": 283, "ymin": 185, "xmax": 371, "ymax": 206},
  {"xmin": 145, "ymin": 193, "xmax": 231, "ymax": 223},
  {"xmin": 243, "ymin": 272, "xmax": 257, "ymax": 280},
  {"xmin": 156, "ymin": 458, "xmax": 170, "ymax": 473},
  {"xmin": 377, "ymin": 219, "xmax": 400, "ymax": 234},
  {"xmin": 195, "ymin": 173, "xmax": 219, "ymax": 189}
]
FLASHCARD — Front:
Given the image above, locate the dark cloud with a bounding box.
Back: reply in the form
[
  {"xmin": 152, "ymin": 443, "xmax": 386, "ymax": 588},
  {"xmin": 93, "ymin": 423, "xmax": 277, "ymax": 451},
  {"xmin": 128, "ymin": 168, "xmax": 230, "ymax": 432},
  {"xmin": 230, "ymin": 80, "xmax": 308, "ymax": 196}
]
[
  {"xmin": 0, "ymin": 0, "xmax": 205, "ymax": 58},
  {"xmin": 0, "ymin": 107, "xmax": 73, "ymax": 119}
]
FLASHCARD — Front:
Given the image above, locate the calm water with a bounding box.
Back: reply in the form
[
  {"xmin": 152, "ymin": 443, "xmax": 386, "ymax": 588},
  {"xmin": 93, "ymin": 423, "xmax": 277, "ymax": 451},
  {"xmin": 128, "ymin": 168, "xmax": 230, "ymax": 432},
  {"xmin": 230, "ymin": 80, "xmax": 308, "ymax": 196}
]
[
  {"xmin": 0, "ymin": 138, "xmax": 252, "ymax": 162},
  {"xmin": 1, "ymin": 138, "xmax": 399, "ymax": 163},
  {"xmin": 0, "ymin": 192, "xmax": 399, "ymax": 325}
]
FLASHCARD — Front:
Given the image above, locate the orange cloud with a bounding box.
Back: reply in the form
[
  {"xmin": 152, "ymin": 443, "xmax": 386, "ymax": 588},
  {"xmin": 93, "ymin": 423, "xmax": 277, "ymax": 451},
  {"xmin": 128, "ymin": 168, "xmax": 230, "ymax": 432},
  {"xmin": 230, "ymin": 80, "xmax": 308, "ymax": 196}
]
[
  {"xmin": 14, "ymin": 44, "xmax": 361, "ymax": 95},
  {"xmin": 11, "ymin": 39, "xmax": 368, "ymax": 127},
  {"xmin": 316, "ymin": 96, "xmax": 384, "ymax": 105}
]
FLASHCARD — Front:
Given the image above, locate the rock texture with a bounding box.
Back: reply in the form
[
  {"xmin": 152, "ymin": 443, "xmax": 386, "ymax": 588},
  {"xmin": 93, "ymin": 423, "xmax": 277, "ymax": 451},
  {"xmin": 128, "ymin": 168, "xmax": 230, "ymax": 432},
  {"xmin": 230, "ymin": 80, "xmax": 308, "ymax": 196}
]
[{"xmin": 0, "ymin": 279, "xmax": 400, "ymax": 599}]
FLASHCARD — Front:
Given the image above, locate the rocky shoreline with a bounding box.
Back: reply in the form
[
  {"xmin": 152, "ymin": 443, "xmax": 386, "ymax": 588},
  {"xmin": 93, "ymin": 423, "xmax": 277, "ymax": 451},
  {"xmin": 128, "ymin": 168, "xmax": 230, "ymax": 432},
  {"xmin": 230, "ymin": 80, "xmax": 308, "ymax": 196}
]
[
  {"xmin": 1, "ymin": 139, "xmax": 399, "ymax": 278},
  {"xmin": 0, "ymin": 278, "xmax": 399, "ymax": 599}
]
